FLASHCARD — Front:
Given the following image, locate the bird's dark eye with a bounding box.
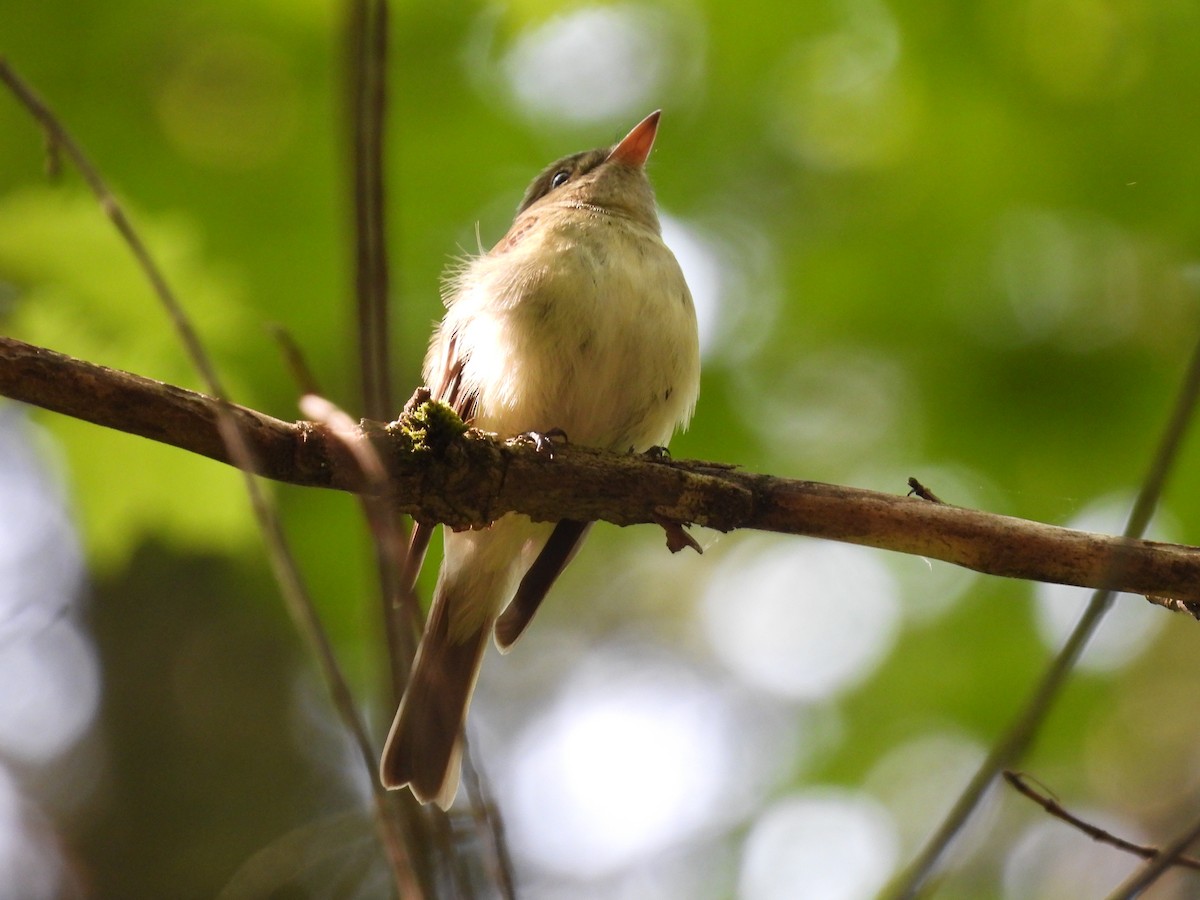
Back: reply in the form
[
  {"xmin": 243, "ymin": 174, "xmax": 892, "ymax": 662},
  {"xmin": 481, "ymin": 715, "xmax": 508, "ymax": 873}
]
[{"xmin": 550, "ymin": 170, "xmax": 571, "ymax": 189}]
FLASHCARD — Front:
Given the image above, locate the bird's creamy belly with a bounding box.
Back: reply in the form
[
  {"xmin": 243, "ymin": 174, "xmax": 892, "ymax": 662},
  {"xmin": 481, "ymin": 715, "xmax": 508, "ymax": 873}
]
[{"xmin": 441, "ymin": 217, "xmax": 699, "ymax": 451}]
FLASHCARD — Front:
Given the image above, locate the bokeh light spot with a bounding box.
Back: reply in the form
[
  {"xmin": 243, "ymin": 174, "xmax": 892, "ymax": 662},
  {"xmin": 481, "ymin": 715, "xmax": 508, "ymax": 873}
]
[
  {"xmin": 0, "ymin": 410, "xmax": 90, "ymax": 899},
  {"xmin": 499, "ymin": 4, "xmax": 689, "ymax": 125},
  {"xmin": 506, "ymin": 655, "xmax": 730, "ymax": 877},
  {"xmin": 660, "ymin": 214, "xmax": 781, "ymax": 367},
  {"xmin": 701, "ymin": 538, "xmax": 900, "ymax": 700},
  {"xmin": 660, "ymin": 215, "xmax": 722, "ymax": 358},
  {"xmin": 993, "ymin": 208, "xmax": 1142, "ymax": 349},
  {"xmin": 0, "ymin": 409, "xmax": 95, "ymax": 762},
  {"xmin": 739, "ymin": 790, "xmax": 898, "ymax": 900}
]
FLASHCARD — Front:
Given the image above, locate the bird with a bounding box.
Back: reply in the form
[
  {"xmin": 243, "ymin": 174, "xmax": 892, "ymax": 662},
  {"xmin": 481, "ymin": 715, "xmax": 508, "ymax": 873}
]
[{"xmin": 380, "ymin": 110, "xmax": 701, "ymax": 809}]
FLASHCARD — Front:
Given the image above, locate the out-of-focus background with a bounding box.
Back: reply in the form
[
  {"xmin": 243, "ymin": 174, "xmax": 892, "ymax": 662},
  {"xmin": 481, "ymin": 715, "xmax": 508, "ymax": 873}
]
[{"xmin": 3, "ymin": 1, "xmax": 1200, "ymax": 897}]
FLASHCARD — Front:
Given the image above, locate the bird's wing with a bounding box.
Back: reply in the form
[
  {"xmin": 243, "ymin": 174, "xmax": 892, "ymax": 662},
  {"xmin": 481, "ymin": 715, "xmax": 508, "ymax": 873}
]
[
  {"xmin": 402, "ymin": 329, "xmax": 478, "ymax": 595},
  {"xmin": 494, "ymin": 519, "xmax": 592, "ymax": 651}
]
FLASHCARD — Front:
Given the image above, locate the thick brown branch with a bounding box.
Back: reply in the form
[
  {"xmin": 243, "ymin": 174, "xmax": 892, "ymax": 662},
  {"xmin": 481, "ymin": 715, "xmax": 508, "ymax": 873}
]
[
  {"xmin": 4, "ymin": 334, "xmax": 1200, "ymax": 603},
  {"xmin": 0, "ymin": 336, "xmax": 343, "ymax": 486}
]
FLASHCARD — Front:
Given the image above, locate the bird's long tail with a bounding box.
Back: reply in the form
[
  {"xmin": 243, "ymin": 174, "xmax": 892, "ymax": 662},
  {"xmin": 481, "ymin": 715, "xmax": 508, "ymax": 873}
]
[{"xmin": 379, "ymin": 581, "xmax": 490, "ymax": 810}]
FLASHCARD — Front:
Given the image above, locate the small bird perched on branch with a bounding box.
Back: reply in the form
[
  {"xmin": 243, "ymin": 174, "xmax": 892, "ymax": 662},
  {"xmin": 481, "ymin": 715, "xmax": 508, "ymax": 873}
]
[{"xmin": 380, "ymin": 111, "xmax": 701, "ymax": 808}]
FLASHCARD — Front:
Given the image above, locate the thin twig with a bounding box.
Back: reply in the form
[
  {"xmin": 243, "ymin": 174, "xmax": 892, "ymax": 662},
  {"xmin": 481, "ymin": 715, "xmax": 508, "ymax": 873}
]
[
  {"xmin": 344, "ymin": 7, "xmax": 517, "ymax": 890},
  {"xmin": 1143, "ymin": 593, "xmax": 1200, "ymax": 620},
  {"xmin": 461, "ymin": 742, "xmax": 518, "ymax": 900},
  {"xmin": 269, "ymin": 324, "xmax": 323, "ymax": 397},
  {"xmin": 344, "ymin": 3, "xmax": 517, "ymax": 882},
  {"xmin": 347, "ymin": 0, "xmax": 393, "ymax": 423},
  {"xmin": 0, "ymin": 58, "xmax": 418, "ymax": 898},
  {"xmin": 1005, "ymin": 771, "xmax": 1200, "ymax": 871},
  {"xmin": 299, "ymin": 392, "xmax": 421, "ymax": 644},
  {"xmin": 269, "ymin": 332, "xmax": 417, "ymax": 661},
  {"xmin": 0, "ymin": 59, "xmax": 232, "ymax": 401},
  {"xmin": 345, "ymin": 0, "xmax": 413, "ymax": 722},
  {"xmin": 888, "ymin": 328, "xmax": 1200, "ymax": 898},
  {"xmin": 1108, "ymin": 813, "xmax": 1200, "ymax": 898},
  {"xmin": 907, "ymin": 477, "xmax": 944, "ymax": 504}
]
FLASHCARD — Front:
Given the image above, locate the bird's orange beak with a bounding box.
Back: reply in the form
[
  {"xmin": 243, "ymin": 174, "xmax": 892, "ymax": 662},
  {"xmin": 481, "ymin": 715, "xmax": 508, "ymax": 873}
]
[{"xmin": 607, "ymin": 110, "xmax": 661, "ymax": 168}]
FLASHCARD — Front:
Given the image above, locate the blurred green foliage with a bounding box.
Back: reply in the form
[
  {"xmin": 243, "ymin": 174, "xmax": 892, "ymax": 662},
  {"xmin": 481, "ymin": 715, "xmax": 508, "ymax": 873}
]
[{"xmin": 3, "ymin": 0, "xmax": 1200, "ymax": 896}]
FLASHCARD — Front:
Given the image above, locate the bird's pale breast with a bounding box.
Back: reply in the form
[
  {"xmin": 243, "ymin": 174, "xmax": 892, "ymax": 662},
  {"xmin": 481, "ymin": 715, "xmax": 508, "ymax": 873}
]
[{"xmin": 435, "ymin": 207, "xmax": 700, "ymax": 452}]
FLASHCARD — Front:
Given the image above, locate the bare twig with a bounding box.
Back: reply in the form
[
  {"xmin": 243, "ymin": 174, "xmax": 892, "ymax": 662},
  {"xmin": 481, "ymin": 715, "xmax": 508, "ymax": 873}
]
[
  {"xmin": 1004, "ymin": 771, "xmax": 1200, "ymax": 871},
  {"xmin": 299, "ymin": 392, "xmax": 421, "ymax": 642},
  {"xmin": 0, "ymin": 58, "xmax": 228, "ymax": 403},
  {"xmin": 460, "ymin": 745, "xmax": 518, "ymax": 900},
  {"xmin": 346, "ymin": 0, "xmax": 393, "ymax": 423},
  {"xmin": 1108, "ymin": 813, "xmax": 1200, "ymax": 898},
  {"xmin": 344, "ymin": 0, "xmax": 417, "ymax": 748},
  {"xmin": 269, "ymin": 324, "xmax": 323, "ymax": 397},
  {"xmin": 888, "ymin": 328, "xmax": 1200, "ymax": 899},
  {"xmin": 1144, "ymin": 593, "xmax": 1200, "ymax": 620},
  {"xmin": 343, "ymin": 4, "xmax": 515, "ymax": 882},
  {"xmin": 0, "ymin": 58, "xmax": 418, "ymax": 897},
  {"xmin": 907, "ymin": 477, "xmax": 944, "ymax": 504}
]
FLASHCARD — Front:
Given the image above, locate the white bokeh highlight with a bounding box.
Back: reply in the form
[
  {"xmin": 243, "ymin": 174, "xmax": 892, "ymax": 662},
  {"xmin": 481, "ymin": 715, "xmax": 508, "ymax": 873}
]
[
  {"xmin": 0, "ymin": 620, "xmax": 99, "ymax": 762},
  {"xmin": 506, "ymin": 653, "xmax": 733, "ymax": 877},
  {"xmin": 0, "ymin": 409, "xmax": 95, "ymax": 759},
  {"xmin": 660, "ymin": 215, "xmax": 723, "ymax": 359},
  {"xmin": 660, "ymin": 214, "xmax": 781, "ymax": 367},
  {"xmin": 701, "ymin": 538, "xmax": 900, "ymax": 700},
  {"xmin": 0, "ymin": 408, "xmax": 93, "ymax": 900},
  {"xmin": 494, "ymin": 4, "xmax": 702, "ymax": 126},
  {"xmin": 739, "ymin": 790, "xmax": 898, "ymax": 900}
]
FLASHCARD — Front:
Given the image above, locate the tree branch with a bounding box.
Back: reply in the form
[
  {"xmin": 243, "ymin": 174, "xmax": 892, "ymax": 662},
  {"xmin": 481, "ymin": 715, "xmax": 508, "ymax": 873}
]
[
  {"xmin": 1004, "ymin": 771, "xmax": 1200, "ymax": 872},
  {"xmin": 5, "ymin": 334, "xmax": 1200, "ymax": 604},
  {"xmin": 0, "ymin": 335, "xmax": 324, "ymax": 477}
]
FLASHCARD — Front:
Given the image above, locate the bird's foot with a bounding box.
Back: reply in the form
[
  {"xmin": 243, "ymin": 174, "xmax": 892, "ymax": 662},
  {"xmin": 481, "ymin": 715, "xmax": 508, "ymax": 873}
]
[{"xmin": 513, "ymin": 428, "xmax": 569, "ymax": 459}]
